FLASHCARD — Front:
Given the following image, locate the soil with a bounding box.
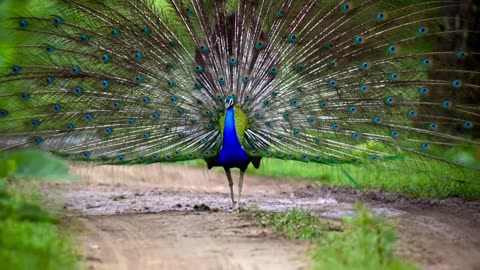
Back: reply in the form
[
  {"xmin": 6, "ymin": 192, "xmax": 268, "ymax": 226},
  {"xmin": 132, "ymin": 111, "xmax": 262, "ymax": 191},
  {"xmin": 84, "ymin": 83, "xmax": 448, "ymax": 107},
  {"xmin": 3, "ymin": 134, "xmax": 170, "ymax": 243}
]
[{"xmin": 51, "ymin": 163, "xmax": 480, "ymax": 270}]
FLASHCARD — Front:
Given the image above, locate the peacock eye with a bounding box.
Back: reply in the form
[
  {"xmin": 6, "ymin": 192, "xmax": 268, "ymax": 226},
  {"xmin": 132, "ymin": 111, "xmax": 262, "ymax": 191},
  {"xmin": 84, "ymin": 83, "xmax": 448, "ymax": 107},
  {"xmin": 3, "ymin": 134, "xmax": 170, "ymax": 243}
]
[
  {"xmin": 53, "ymin": 17, "xmax": 62, "ymax": 25},
  {"xmin": 269, "ymin": 67, "xmax": 277, "ymax": 74},
  {"xmin": 102, "ymin": 54, "xmax": 110, "ymax": 63},
  {"xmin": 288, "ymin": 34, "xmax": 297, "ymax": 43},
  {"xmin": 19, "ymin": 20, "xmax": 27, "ymax": 28},
  {"xmin": 12, "ymin": 66, "xmax": 21, "ymax": 73},
  {"xmin": 141, "ymin": 27, "xmax": 150, "ymax": 35},
  {"xmin": 256, "ymin": 42, "xmax": 264, "ymax": 50}
]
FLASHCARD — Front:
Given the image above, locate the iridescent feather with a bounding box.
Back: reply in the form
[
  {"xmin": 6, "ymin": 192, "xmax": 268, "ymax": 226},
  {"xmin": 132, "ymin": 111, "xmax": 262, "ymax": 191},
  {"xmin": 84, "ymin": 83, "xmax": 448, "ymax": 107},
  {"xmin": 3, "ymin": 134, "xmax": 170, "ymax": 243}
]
[{"xmin": 0, "ymin": 0, "xmax": 479, "ymax": 208}]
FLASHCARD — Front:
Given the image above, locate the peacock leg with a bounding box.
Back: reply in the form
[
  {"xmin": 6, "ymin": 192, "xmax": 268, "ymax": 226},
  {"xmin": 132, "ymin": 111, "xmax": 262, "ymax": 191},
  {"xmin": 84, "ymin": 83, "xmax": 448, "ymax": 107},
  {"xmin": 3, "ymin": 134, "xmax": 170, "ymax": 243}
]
[
  {"xmin": 224, "ymin": 168, "xmax": 235, "ymax": 208},
  {"xmin": 237, "ymin": 170, "xmax": 245, "ymax": 209}
]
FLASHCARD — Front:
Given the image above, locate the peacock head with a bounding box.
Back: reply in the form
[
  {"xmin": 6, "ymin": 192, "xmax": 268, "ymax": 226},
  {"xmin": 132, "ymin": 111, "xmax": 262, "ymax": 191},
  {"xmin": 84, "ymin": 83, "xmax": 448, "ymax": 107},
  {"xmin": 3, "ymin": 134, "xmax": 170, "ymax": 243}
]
[{"xmin": 225, "ymin": 95, "xmax": 235, "ymax": 109}]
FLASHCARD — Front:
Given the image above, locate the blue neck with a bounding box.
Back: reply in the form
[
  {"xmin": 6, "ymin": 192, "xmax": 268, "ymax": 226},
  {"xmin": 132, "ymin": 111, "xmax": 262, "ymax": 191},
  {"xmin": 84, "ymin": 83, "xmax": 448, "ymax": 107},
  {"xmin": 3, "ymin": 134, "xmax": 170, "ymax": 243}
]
[{"xmin": 215, "ymin": 107, "xmax": 250, "ymax": 170}]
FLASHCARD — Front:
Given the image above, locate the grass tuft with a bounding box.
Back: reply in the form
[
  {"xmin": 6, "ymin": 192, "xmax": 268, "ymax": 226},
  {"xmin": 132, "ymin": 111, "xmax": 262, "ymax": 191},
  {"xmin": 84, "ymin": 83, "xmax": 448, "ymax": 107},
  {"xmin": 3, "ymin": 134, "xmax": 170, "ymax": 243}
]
[
  {"xmin": 243, "ymin": 204, "xmax": 418, "ymax": 270},
  {"xmin": 243, "ymin": 206, "xmax": 343, "ymax": 240}
]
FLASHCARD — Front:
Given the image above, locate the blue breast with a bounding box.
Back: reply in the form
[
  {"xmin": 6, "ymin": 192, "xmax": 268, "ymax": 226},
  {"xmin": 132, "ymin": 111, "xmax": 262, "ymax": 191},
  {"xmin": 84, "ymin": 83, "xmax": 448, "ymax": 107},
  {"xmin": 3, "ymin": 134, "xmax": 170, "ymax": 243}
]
[{"xmin": 215, "ymin": 107, "xmax": 250, "ymax": 170}]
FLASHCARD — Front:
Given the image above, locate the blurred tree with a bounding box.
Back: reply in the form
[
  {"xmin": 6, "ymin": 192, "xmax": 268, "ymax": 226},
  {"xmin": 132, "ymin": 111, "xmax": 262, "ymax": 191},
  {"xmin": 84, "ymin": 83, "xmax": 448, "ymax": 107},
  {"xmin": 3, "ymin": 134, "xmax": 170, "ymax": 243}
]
[{"xmin": 422, "ymin": 0, "xmax": 480, "ymax": 138}]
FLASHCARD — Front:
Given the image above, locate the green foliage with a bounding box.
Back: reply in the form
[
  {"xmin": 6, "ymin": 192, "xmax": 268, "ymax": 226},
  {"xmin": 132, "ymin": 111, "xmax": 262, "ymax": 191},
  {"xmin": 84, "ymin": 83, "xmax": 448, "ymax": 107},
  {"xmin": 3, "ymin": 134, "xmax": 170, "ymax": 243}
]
[
  {"xmin": 0, "ymin": 189, "xmax": 57, "ymax": 223},
  {"xmin": 0, "ymin": 150, "xmax": 80, "ymax": 270},
  {"xmin": 243, "ymin": 204, "xmax": 418, "ymax": 270},
  {"xmin": 0, "ymin": 150, "xmax": 72, "ymax": 181},
  {"xmin": 0, "ymin": 218, "xmax": 79, "ymax": 270}
]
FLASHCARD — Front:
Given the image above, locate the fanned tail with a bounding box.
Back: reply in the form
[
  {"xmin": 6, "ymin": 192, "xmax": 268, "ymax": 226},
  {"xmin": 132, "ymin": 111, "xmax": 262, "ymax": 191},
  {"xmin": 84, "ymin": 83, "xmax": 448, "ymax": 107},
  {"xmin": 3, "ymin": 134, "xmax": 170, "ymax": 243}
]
[
  {"xmin": 0, "ymin": 0, "xmax": 478, "ymax": 182},
  {"xmin": 1, "ymin": 0, "xmax": 228, "ymax": 163}
]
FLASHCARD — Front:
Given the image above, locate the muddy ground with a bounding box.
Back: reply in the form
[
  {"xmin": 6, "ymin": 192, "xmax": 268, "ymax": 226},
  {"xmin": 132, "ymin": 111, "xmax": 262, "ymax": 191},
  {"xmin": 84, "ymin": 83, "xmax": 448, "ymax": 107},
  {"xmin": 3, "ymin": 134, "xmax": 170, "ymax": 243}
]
[{"xmin": 50, "ymin": 163, "xmax": 480, "ymax": 270}]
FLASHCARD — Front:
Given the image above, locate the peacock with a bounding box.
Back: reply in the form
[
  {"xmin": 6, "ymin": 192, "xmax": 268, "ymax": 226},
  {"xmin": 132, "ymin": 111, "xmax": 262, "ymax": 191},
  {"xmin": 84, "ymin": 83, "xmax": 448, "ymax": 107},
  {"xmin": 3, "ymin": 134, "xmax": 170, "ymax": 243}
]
[{"xmin": 0, "ymin": 0, "xmax": 479, "ymax": 209}]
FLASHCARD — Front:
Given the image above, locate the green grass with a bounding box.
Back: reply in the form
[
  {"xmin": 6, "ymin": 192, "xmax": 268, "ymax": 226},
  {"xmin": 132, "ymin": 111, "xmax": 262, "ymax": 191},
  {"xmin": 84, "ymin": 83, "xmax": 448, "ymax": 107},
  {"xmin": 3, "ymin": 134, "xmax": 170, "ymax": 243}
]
[
  {"xmin": 181, "ymin": 156, "xmax": 480, "ymax": 200},
  {"xmin": 243, "ymin": 206, "xmax": 343, "ymax": 240},
  {"xmin": 250, "ymin": 159, "xmax": 480, "ymax": 200},
  {"xmin": 0, "ymin": 184, "xmax": 80, "ymax": 270},
  {"xmin": 0, "ymin": 218, "xmax": 79, "ymax": 270},
  {"xmin": 0, "ymin": 151, "xmax": 80, "ymax": 270},
  {"xmin": 243, "ymin": 204, "xmax": 419, "ymax": 270}
]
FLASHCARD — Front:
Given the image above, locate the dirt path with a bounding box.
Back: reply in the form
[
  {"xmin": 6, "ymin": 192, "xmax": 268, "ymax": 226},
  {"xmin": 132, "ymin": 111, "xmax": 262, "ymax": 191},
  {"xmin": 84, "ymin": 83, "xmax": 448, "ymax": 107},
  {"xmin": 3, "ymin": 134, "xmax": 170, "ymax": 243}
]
[
  {"xmin": 54, "ymin": 164, "xmax": 480, "ymax": 270},
  {"xmin": 74, "ymin": 213, "xmax": 307, "ymax": 270}
]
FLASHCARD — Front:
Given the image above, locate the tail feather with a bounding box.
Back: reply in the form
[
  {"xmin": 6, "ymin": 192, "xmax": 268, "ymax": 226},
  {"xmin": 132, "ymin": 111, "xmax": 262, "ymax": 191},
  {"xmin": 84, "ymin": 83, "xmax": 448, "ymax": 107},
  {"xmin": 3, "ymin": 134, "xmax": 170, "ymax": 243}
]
[{"xmin": 0, "ymin": 0, "xmax": 478, "ymax": 181}]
